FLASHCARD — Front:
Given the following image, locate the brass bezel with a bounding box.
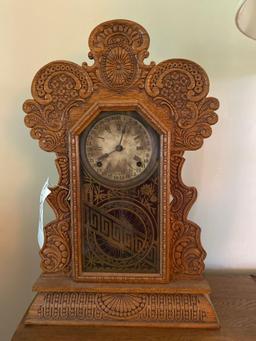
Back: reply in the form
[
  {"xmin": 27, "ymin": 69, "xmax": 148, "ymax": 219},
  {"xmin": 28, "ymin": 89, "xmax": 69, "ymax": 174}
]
[{"xmin": 79, "ymin": 110, "xmax": 159, "ymax": 189}]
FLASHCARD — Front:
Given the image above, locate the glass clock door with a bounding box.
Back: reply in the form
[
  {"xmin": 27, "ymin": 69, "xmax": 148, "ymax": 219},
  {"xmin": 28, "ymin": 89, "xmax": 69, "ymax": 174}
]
[{"xmin": 79, "ymin": 111, "xmax": 161, "ymax": 274}]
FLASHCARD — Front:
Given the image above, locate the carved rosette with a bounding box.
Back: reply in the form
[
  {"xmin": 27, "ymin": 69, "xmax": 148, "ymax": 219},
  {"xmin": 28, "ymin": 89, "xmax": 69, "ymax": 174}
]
[
  {"xmin": 23, "ymin": 19, "xmax": 219, "ymax": 278},
  {"xmin": 83, "ymin": 19, "xmax": 153, "ymax": 91}
]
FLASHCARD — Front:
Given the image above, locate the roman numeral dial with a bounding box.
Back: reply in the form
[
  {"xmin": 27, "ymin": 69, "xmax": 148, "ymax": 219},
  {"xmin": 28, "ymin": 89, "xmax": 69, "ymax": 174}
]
[{"xmin": 80, "ymin": 112, "xmax": 158, "ymax": 188}]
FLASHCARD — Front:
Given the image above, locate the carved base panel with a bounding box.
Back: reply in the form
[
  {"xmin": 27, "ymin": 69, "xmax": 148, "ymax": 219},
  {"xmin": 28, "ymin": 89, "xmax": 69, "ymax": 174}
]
[{"xmin": 25, "ymin": 290, "xmax": 219, "ymax": 328}]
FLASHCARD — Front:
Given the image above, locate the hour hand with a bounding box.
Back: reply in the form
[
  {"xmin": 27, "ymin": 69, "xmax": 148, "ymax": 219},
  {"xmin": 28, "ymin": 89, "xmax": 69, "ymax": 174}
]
[
  {"xmin": 97, "ymin": 149, "xmax": 116, "ymax": 162},
  {"xmin": 97, "ymin": 153, "xmax": 110, "ymax": 161}
]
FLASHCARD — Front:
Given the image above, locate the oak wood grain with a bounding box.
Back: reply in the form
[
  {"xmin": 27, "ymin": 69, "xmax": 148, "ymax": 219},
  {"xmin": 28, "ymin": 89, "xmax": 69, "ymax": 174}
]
[
  {"xmin": 22, "ymin": 19, "xmax": 220, "ymax": 328},
  {"xmin": 12, "ymin": 274, "xmax": 256, "ymax": 340},
  {"xmin": 33, "ymin": 275, "xmax": 211, "ymax": 293},
  {"xmin": 23, "ymin": 19, "xmax": 219, "ymax": 280}
]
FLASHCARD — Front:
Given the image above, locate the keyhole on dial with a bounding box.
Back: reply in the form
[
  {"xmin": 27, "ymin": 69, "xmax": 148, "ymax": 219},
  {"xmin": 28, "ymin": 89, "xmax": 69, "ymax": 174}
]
[
  {"xmin": 136, "ymin": 161, "xmax": 142, "ymax": 167},
  {"xmin": 96, "ymin": 161, "xmax": 102, "ymax": 167}
]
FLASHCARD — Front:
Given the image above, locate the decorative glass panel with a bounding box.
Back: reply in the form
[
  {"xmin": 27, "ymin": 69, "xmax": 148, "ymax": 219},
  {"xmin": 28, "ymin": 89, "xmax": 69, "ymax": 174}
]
[{"xmin": 79, "ymin": 111, "xmax": 161, "ymax": 273}]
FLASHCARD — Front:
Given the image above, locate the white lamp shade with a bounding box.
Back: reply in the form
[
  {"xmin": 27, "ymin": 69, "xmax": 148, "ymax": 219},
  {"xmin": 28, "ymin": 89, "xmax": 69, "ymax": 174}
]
[{"xmin": 236, "ymin": 0, "xmax": 256, "ymax": 39}]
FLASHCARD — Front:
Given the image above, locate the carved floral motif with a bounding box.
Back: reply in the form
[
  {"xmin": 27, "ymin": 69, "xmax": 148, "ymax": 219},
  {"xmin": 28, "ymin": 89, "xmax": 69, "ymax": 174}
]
[
  {"xmin": 23, "ymin": 62, "xmax": 93, "ymax": 273},
  {"xmin": 23, "ymin": 19, "xmax": 219, "ymax": 279},
  {"xmin": 82, "ymin": 171, "xmax": 158, "ymax": 216},
  {"xmin": 145, "ymin": 59, "xmax": 219, "ymax": 150},
  {"xmin": 40, "ymin": 217, "xmax": 70, "ymax": 272},
  {"xmin": 172, "ymin": 220, "xmax": 206, "ymax": 275},
  {"xmin": 23, "ymin": 61, "xmax": 93, "ymax": 153}
]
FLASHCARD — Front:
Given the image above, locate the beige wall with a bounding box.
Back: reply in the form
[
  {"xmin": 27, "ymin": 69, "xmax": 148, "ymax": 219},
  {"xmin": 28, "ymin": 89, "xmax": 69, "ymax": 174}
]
[{"xmin": 1, "ymin": 0, "xmax": 256, "ymax": 339}]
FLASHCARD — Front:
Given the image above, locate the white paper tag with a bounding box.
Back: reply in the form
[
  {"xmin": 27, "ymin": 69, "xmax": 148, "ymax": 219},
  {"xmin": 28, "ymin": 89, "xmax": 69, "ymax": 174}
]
[{"xmin": 38, "ymin": 178, "xmax": 51, "ymax": 249}]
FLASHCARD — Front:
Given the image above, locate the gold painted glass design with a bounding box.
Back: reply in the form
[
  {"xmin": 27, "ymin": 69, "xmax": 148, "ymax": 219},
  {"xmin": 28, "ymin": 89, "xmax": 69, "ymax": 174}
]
[{"xmin": 80, "ymin": 111, "xmax": 161, "ymax": 273}]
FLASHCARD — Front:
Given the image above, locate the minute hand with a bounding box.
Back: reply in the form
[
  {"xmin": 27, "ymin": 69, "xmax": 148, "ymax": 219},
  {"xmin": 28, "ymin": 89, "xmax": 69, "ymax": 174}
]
[{"xmin": 118, "ymin": 124, "xmax": 126, "ymax": 145}]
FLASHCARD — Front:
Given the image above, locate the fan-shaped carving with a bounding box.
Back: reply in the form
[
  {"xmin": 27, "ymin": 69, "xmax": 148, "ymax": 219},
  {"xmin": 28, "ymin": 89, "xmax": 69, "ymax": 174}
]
[{"xmin": 97, "ymin": 294, "xmax": 146, "ymax": 318}]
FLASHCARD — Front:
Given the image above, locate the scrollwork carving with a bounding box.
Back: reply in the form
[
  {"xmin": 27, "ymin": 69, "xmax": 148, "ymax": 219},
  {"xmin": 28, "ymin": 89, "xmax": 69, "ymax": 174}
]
[
  {"xmin": 172, "ymin": 220, "xmax": 206, "ymax": 275},
  {"xmin": 170, "ymin": 152, "xmax": 197, "ymax": 221},
  {"xmin": 46, "ymin": 156, "xmax": 70, "ymax": 218},
  {"xmin": 38, "ymin": 157, "xmax": 71, "ymax": 274},
  {"xmin": 144, "ymin": 59, "xmax": 219, "ymax": 276},
  {"xmin": 170, "ymin": 151, "xmax": 206, "ymax": 276},
  {"xmin": 23, "ymin": 19, "xmax": 219, "ymax": 280},
  {"xmin": 145, "ymin": 59, "xmax": 219, "ymax": 150},
  {"xmin": 31, "ymin": 61, "xmax": 93, "ymax": 107},
  {"xmin": 24, "ymin": 62, "xmax": 93, "ymax": 273},
  {"xmin": 40, "ymin": 217, "xmax": 71, "ymax": 272},
  {"xmin": 23, "ymin": 61, "xmax": 93, "ymax": 153},
  {"xmin": 145, "ymin": 59, "xmax": 209, "ymax": 102},
  {"xmin": 174, "ymin": 97, "xmax": 219, "ymax": 150}
]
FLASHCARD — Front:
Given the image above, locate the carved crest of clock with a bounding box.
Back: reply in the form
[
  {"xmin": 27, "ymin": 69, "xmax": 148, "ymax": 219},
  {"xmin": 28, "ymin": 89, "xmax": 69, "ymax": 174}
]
[{"xmin": 23, "ymin": 19, "xmax": 220, "ymax": 328}]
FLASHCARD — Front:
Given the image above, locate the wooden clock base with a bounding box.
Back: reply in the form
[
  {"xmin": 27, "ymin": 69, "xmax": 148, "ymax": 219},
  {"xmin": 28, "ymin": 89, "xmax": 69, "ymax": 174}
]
[{"xmin": 24, "ymin": 276, "xmax": 219, "ymax": 329}]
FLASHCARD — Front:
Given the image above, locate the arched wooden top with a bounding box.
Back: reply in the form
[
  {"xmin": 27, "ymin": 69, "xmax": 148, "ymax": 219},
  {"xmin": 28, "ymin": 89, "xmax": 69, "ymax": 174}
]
[{"xmin": 23, "ymin": 19, "xmax": 219, "ymax": 278}]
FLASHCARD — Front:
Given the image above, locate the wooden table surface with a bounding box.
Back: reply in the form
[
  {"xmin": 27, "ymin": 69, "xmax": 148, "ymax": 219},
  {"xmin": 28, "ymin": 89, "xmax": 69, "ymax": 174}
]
[{"xmin": 12, "ymin": 273, "xmax": 256, "ymax": 340}]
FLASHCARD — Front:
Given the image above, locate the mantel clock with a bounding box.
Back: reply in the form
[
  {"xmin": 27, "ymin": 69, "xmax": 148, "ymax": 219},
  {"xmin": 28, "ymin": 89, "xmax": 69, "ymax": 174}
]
[{"xmin": 23, "ymin": 19, "xmax": 220, "ymax": 328}]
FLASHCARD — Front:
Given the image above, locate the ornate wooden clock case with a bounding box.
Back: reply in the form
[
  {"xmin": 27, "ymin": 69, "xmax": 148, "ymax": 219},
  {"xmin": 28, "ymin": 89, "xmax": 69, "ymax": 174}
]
[{"xmin": 23, "ymin": 19, "xmax": 220, "ymax": 328}]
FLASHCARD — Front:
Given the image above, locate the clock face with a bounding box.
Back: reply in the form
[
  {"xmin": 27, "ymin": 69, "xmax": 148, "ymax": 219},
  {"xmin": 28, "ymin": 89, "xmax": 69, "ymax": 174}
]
[{"xmin": 80, "ymin": 111, "xmax": 158, "ymax": 188}]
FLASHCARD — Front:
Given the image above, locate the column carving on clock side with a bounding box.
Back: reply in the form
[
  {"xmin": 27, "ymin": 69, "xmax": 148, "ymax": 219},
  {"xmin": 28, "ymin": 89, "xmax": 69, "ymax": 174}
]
[
  {"xmin": 145, "ymin": 59, "xmax": 219, "ymax": 276},
  {"xmin": 23, "ymin": 61, "xmax": 93, "ymax": 273}
]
